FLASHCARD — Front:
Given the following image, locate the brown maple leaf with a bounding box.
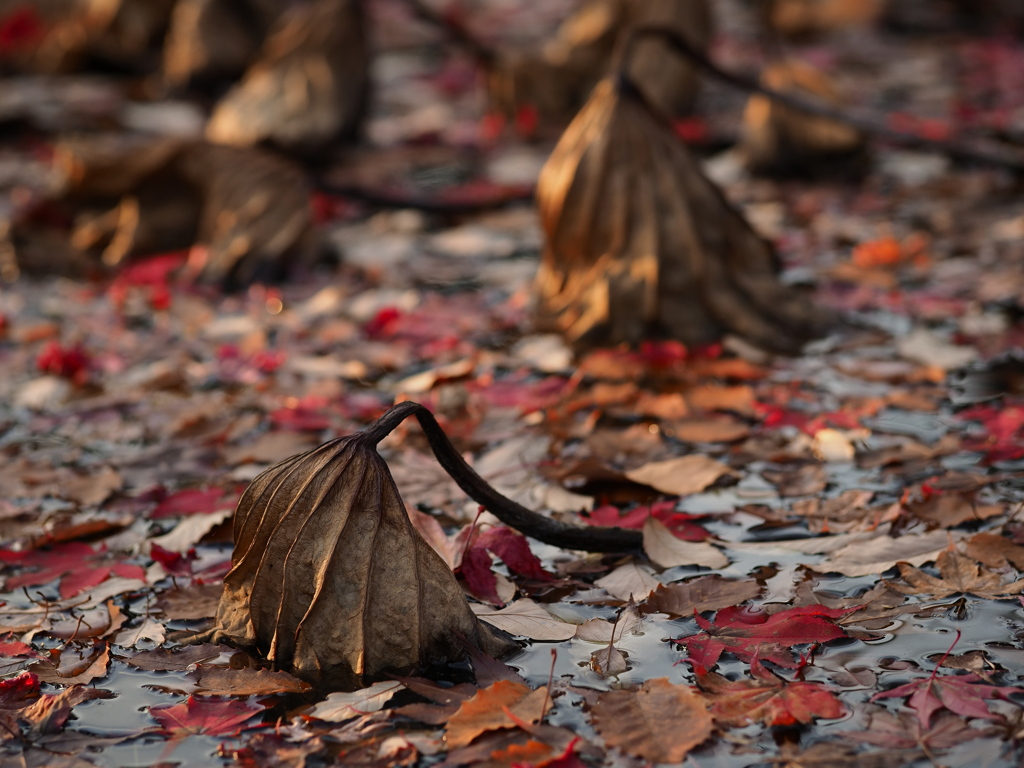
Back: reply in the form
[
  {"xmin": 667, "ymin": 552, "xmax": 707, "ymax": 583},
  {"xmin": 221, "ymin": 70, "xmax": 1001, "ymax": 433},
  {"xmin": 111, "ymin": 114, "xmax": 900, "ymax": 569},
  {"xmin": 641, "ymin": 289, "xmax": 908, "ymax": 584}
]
[
  {"xmin": 771, "ymin": 739, "xmax": 917, "ymax": 768},
  {"xmin": 886, "ymin": 549, "xmax": 1024, "ymax": 600},
  {"xmin": 844, "ymin": 708, "xmax": 998, "ymax": 752},
  {"xmin": 590, "ymin": 678, "xmax": 712, "ymax": 763}
]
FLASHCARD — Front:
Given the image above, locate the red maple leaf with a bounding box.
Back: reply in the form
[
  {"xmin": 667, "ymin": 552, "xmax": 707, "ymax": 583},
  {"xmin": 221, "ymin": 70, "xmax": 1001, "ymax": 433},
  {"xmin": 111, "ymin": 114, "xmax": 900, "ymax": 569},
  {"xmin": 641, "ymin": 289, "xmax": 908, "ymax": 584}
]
[
  {"xmin": 458, "ymin": 526, "xmax": 553, "ymax": 604},
  {"xmin": 584, "ymin": 501, "xmax": 710, "ymax": 542},
  {"xmin": 872, "ymin": 672, "xmax": 1021, "ymax": 728},
  {"xmin": 149, "ymin": 696, "xmax": 263, "ymax": 737},
  {"xmin": 1, "ymin": 542, "xmax": 145, "ymax": 599},
  {"xmin": 36, "ymin": 341, "xmax": 91, "ymax": 384},
  {"xmin": 697, "ymin": 659, "xmax": 845, "ymax": 726},
  {"xmin": 676, "ymin": 605, "xmax": 850, "ymax": 669},
  {"xmin": 149, "ymin": 487, "xmax": 242, "ymax": 519},
  {"xmin": 150, "ymin": 543, "xmax": 195, "ymax": 577}
]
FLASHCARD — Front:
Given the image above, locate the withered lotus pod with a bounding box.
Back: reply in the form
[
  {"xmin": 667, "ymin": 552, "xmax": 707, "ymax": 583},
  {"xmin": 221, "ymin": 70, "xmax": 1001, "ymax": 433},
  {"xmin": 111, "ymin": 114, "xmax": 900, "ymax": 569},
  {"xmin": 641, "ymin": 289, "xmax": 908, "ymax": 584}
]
[
  {"xmin": 205, "ymin": 0, "xmax": 369, "ymax": 151},
  {"xmin": 199, "ymin": 403, "xmax": 519, "ymax": 691},
  {"xmin": 534, "ymin": 76, "xmax": 833, "ymax": 353},
  {"xmin": 741, "ymin": 60, "xmax": 868, "ymax": 176}
]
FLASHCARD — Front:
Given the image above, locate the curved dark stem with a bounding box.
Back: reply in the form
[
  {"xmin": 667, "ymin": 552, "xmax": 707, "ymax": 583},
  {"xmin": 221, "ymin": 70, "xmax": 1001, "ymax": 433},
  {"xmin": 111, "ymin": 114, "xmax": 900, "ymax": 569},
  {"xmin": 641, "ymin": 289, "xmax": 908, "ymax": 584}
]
[
  {"xmin": 364, "ymin": 401, "xmax": 643, "ymax": 553},
  {"xmin": 618, "ymin": 25, "xmax": 1024, "ymax": 173},
  {"xmin": 399, "ymin": 0, "xmax": 497, "ymax": 68},
  {"xmin": 315, "ymin": 181, "xmax": 534, "ymax": 215}
]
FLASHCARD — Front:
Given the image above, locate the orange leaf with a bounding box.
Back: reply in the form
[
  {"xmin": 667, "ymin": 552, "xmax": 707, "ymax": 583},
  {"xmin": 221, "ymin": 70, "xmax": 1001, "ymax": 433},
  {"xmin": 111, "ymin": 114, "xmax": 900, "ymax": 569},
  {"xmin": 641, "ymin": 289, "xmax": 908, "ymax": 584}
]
[{"xmin": 445, "ymin": 680, "xmax": 550, "ymax": 749}]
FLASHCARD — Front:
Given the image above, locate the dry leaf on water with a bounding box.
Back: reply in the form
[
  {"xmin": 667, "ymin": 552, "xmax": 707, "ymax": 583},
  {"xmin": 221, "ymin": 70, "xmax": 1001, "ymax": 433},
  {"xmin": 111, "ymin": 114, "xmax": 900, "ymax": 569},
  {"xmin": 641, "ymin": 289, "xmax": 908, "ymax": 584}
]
[
  {"xmin": 591, "ymin": 678, "xmax": 712, "ymax": 763},
  {"xmin": 742, "ymin": 60, "xmax": 868, "ymax": 176},
  {"xmin": 445, "ymin": 679, "xmax": 551, "ymax": 749},
  {"xmin": 309, "ymin": 680, "xmax": 405, "ymax": 723},
  {"xmin": 471, "ymin": 600, "xmax": 578, "ymax": 642},
  {"xmin": 594, "ymin": 562, "xmax": 661, "ymax": 601},
  {"xmin": 697, "ymin": 659, "xmax": 845, "ymax": 726},
  {"xmin": 886, "ymin": 549, "xmax": 1024, "ymax": 600},
  {"xmin": 966, "ymin": 532, "xmax": 1024, "ymax": 570},
  {"xmin": 206, "ymin": 0, "xmax": 369, "ymax": 151},
  {"xmin": 195, "ymin": 408, "xmax": 519, "ymax": 691},
  {"xmin": 624, "ymin": 454, "xmax": 735, "ymax": 496},
  {"xmin": 643, "ymin": 575, "xmax": 762, "ymax": 617},
  {"xmin": 642, "ymin": 518, "xmax": 728, "ymax": 569},
  {"xmin": 534, "ymin": 75, "xmax": 831, "ymax": 353}
]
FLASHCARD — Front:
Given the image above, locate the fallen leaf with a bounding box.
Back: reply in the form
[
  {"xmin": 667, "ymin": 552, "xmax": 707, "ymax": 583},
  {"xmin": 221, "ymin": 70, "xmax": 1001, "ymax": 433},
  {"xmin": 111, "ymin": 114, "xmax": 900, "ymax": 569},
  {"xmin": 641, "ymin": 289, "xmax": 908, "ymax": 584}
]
[
  {"xmin": 594, "ymin": 563, "xmax": 661, "ymax": 601},
  {"xmin": 775, "ymin": 739, "xmax": 917, "ymax": 768},
  {"xmin": 445, "ymin": 679, "xmax": 550, "ymax": 749},
  {"xmin": 150, "ymin": 487, "xmax": 242, "ymax": 518},
  {"xmin": 642, "ymin": 518, "xmax": 728, "ymax": 569},
  {"xmin": 625, "ymin": 455, "xmax": 735, "ymax": 497},
  {"xmin": 60, "ymin": 466, "xmax": 122, "ymax": 507},
  {"xmin": 669, "ymin": 418, "xmax": 750, "ymax": 443},
  {"xmin": 886, "ymin": 550, "xmax": 1024, "ymax": 599},
  {"xmin": 113, "ymin": 618, "xmax": 167, "ymax": 649},
  {"xmin": 191, "ymin": 665, "xmax": 312, "ymax": 697},
  {"xmin": 1, "ymin": 542, "xmax": 146, "ymax": 599},
  {"xmin": 472, "ymin": 599, "xmax": 577, "ymax": 641},
  {"xmin": 907, "ymin": 494, "xmax": 1003, "ymax": 528},
  {"xmin": 824, "ymin": 530, "xmax": 953, "ymax": 577},
  {"xmin": 156, "ymin": 583, "xmax": 223, "ymax": 621},
  {"xmin": 124, "ymin": 644, "xmax": 229, "ymax": 672},
  {"xmin": 19, "ymin": 684, "xmax": 114, "ymax": 739},
  {"xmin": 677, "ymin": 605, "xmax": 850, "ymax": 669},
  {"xmin": 872, "ymin": 671, "xmax": 1021, "ymax": 727},
  {"xmin": 697, "ymin": 659, "xmax": 845, "ymax": 726},
  {"xmin": 149, "ymin": 695, "xmax": 264, "ymax": 737},
  {"xmin": 591, "ymin": 678, "xmax": 712, "ymax": 763},
  {"xmin": 966, "ymin": 532, "xmax": 1024, "ymax": 570},
  {"xmin": 309, "ymin": 680, "xmax": 405, "ymax": 722},
  {"xmin": 763, "ymin": 464, "xmax": 827, "ymax": 497},
  {"xmin": 845, "ymin": 708, "xmax": 998, "ymax": 750},
  {"xmin": 898, "ymin": 328, "xmax": 977, "ymax": 370},
  {"xmin": 149, "ymin": 510, "xmax": 232, "ymax": 553},
  {"xmin": 31, "ymin": 645, "xmax": 110, "ymax": 686},
  {"xmin": 643, "ymin": 575, "xmax": 762, "ymax": 618},
  {"xmin": 590, "ymin": 643, "xmax": 628, "ymax": 677}
]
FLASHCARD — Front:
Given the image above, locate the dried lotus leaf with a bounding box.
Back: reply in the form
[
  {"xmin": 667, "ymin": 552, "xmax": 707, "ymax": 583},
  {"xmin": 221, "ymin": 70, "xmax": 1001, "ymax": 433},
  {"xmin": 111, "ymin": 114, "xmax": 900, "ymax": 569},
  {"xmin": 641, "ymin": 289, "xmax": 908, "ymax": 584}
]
[
  {"xmin": 162, "ymin": 0, "xmax": 266, "ymax": 88},
  {"xmin": 534, "ymin": 77, "xmax": 832, "ymax": 353},
  {"xmin": 741, "ymin": 60, "xmax": 868, "ymax": 176},
  {"xmin": 177, "ymin": 142, "xmax": 312, "ymax": 285},
  {"xmin": 489, "ymin": 0, "xmax": 710, "ymax": 134},
  {"xmin": 769, "ymin": 0, "xmax": 885, "ymax": 39},
  {"xmin": 205, "ymin": 0, "xmax": 369, "ymax": 151},
  {"xmin": 617, "ymin": 0, "xmax": 712, "ymax": 118},
  {"xmin": 202, "ymin": 414, "xmax": 519, "ymax": 691}
]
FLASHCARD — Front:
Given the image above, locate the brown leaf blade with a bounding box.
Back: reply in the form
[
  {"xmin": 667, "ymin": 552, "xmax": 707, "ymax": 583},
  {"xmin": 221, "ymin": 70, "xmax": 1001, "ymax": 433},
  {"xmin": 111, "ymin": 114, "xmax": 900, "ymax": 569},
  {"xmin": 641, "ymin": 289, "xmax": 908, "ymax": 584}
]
[
  {"xmin": 445, "ymin": 680, "xmax": 551, "ymax": 749},
  {"xmin": 591, "ymin": 678, "xmax": 712, "ymax": 763}
]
